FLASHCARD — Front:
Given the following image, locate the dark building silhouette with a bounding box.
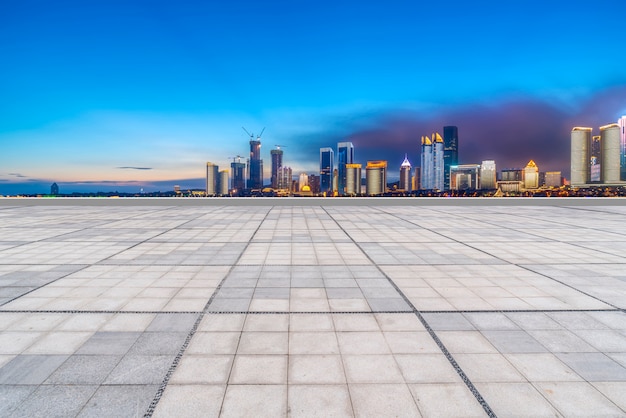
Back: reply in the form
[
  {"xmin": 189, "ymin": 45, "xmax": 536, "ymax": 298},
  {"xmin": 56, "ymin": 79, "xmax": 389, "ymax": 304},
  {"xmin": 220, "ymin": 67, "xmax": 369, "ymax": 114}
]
[
  {"xmin": 270, "ymin": 148, "xmax": 283, "ymax": 189},
  {"xmin": 320, "ymin": 147, "xmax": 334, "ymax": 194},
  {"xmin": 50, "ymin": 183, "xmax": 59, "ymax": 195},
  {"xmin": 443, "ymin": 126, "xmax": 458, "ymax": 190},
  {"xmin": 308, "ymin": 174, "xmax": 320, "ymax": 194},
  {"xmin": 231, "ymin": 161, "xmax": 246, "ymax": 194},
  {"xmin": 248, "ymin": 139, "xmax": 263, "ymax": 189}
]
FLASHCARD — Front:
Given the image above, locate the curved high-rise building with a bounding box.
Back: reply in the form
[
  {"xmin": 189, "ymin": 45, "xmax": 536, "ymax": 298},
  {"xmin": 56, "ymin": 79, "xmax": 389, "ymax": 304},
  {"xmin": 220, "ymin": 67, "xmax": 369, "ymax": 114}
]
[
  {"xmin": 366, "ymin": 160, "xmax": 387, "ymax": 196},
  {"xmin": 206, "ymin": 162, "xmax": 219, "ymax": 196},
  {"xmin": 399, "ymin": 154, "xmax": 412, "ymax": 191},
  {"xmin": 571, "ymin": 127, "xmax": 592, "ymax": 186},
  {"xmin": 600, "ymin": 123, "xmax": 620, "ymax": 183},
  {"xmin": 345, "ymin": 163, "xmax": 362, "ymax": 195}
]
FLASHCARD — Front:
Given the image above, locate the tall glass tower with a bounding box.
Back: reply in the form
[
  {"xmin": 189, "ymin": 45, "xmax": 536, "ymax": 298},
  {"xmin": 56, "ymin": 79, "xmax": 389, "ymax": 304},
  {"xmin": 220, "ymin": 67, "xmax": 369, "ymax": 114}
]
[
  {"xmin": 270, "ymin": 148, "xmax": 283, "ymax": 189},
  {"xmin": 320, "ymin": 147, "xmax": 334, "ymax": 194},
  {"xmin": 231, "ymin": 160, "xmax": 246, "ymax": 194},
  {"xmin": 248, "ymin": 139, "xmax": 263, "ymax": 189},
  {"xmin": 443, "ymin": 126, "xmax": 458, "ymax": 190},
  {"xmin": 420, "ymin": 135, "xmax": 433, "ymax": 189},
  {"xmin": 337, "ymin": 142, "xmax": 354, "ymax": 196},
  {"xmin": 617, "ymin": 116, "xmax": 626, "ymax": 181}
]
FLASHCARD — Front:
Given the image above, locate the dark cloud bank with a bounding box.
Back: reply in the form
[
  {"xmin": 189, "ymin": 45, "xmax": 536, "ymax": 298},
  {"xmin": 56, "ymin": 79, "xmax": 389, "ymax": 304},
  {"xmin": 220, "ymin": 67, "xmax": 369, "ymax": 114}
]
[{"xmin": 294, "ymin": 86, "xmax": 626, "ymax": 180}]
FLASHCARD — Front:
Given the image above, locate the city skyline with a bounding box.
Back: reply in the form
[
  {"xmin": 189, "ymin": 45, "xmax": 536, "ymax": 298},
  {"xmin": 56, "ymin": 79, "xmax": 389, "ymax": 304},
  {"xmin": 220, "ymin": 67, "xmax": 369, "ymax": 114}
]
[{"xmin": 2, "ymin": 0, "xmax": 626, "ymax": 194}]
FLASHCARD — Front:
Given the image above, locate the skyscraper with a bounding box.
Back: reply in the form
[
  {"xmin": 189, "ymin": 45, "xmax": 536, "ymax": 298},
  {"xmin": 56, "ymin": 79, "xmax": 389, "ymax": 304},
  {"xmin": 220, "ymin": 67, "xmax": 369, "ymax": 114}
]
[
  {"xmin": 218, "ymin": 170, "xmax": 229, "ymax": 196},
  {"xmin": 366, "ymin": 160, "xmax": 387, "ymax": 195},
  {"xmin": 248, "ymin": 138, "xmax": 263, "ymax": 189},
  {"xmin": 270, "ymin": 147, "xmax": 283, "ymax": 189},
  {"xmin": 524, "ymin": 160, "xmax": 539, "ymax": 189},
  {"xmin": 617, "ymin": 116, "xmax": 626, "ymax": 181},
  {"xmin": 571, "ymin": 127, "xmax": 592, "ymax": 187},
  {"xmin": 345, "ymin": 163, "xmax": 362, "ymax": 195},
  {"xmin": 206, "ymin": 162, "xmax": 219, "ymax": 196},
  {"xmin": 480, "ymin": 160, "xmax": 496, "ymax": 190},
  {"xmin": 320, "ymin": 147, "xmax": 334, "ymax": 194},
  {"xmin": 298, "ymin": 173, "xmax": 308, "ymax": 191},
  {"xmin": 443, "ymin": 126, "xmax": 459, "ymax": 190},
  {"xmin": 231, "ymin": 160, "xmax": 246, "ymax": 194},
  {"xmin": 600, "ymin": 123, "xmax": 621, "ymax": 184},
  {"xmin": 433, "ymin": 132, "xmax": 444, "ymax": 190},
  {"xmin": 420, "ymin": 135, "xmax": 433, "ymax": 189},
  {"xmin": 399, "ymin": 154, "xmax": 412, "ymax": 191},
  {"xmin": 590, "ymin": 135, "xmax": 601, "ymax": 183},
  {"xmin": 337, "ymin": 142, "xmax": 354, "ymax": 196}
]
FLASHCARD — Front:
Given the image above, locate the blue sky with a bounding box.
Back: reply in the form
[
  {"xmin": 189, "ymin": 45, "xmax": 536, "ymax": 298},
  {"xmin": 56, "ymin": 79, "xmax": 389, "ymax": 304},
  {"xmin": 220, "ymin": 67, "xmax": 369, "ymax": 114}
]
[{"xmin": 2, "ymin": 0, "xmax": 626, "ymax": 193}]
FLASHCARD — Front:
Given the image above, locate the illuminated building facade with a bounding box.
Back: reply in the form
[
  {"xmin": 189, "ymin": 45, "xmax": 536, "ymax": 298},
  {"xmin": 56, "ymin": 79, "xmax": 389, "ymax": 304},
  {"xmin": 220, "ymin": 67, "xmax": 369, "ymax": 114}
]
[
  {"xmin": 524, "ymin": 160, "xmax": 539, "ymax": 189},
  {"xmin": 298, "ymin": 173, "xmax": 308, "ymax": 191},
  {"xmin": 337, "ymin": 142, "xmax": 354, "ymax": 196},
  {"xmin": 399, "ymin": 155, "xmax": 412, "ymax": 191},
  {"xmin": 206, "ymin": 162, "xmax": 219, "ymax": 196},
  {"xmin": 345, "ymin": 163, "xmax": 362, "ymax": 196},
  {"xmin": 617, "ymin": 116, "xmax": 626, "ymax": 181},
  {"xmin": 443, "ymin": 126, "xmax": 458, "ymax": 190},
  {"xmin": 366, "ymin": 160, "xmax": 387, "ymax": 195},
  {"xmin": 480, "ymin": 160, "xmax": 496, "ymax": 190},
  {"xmin": 320, "ymin": 147, "xmax": 334, "ymax": 194},
  {"xmin": 421, "ymin": 133, "xmax": 444, "ymax": 190},
  {"xmin": 450, "ymin": 164, "xmax": 480, "ymax": 190},
  {"xmin": 270, "ymin": 148, "xmax": 283, "ymax": 189},
  {"xmin": 248, "ymin": 139, "xmax": 263, "ymax": 189},
  {"xmin": 308, "ymin": 174, "xmax": 320, "ymax": 194},
  {"xmin": 571, "ymin": 127, "xmax": 592, "ymax": 186},
  {"xmin": 590, "ymin": 135, "xmax": 602, "ymax": 183},
  {"xmin": 433, "ymin": 133, "xmax": 444, "ymax": 190},
  {"xmin": 545, "ymin": 171, "xmax": 562, "ymax": 188},
  {"xmin": 601, "ymin": 123, "xmax": 621, "ymax": 184},
  {"xmin": 420, "ymin": 135, "xmax": 433, "ymax": 189}
]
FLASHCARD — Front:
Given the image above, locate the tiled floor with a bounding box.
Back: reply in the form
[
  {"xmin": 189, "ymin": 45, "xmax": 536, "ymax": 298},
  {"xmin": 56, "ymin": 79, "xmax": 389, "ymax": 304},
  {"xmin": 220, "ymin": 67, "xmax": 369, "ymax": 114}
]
[{"xmin": 0, "ymin": 201, "xmax": 625, "ymax": 417}]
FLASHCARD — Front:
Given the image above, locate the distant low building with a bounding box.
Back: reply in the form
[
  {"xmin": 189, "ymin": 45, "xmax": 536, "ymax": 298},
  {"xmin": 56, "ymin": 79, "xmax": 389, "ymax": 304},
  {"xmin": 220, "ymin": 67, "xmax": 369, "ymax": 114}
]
[
  {"xmin": 545, "ymin": 171, "xmax": 562, "ymax": 188},
  {"xmin": 51, "ymin": 183, "xmax": 59, "ymax": 195},
  {"xmin": 450, "ymin": 164, "xmax": 480, "ymax": 190}
]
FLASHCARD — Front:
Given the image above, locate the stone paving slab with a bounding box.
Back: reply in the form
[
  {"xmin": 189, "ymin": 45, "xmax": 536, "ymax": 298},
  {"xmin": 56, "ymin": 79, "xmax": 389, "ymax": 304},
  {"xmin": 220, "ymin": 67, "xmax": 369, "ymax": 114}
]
[{"xmin": 0, "ymin": 203, "xmax": 625, "ymax": 417}]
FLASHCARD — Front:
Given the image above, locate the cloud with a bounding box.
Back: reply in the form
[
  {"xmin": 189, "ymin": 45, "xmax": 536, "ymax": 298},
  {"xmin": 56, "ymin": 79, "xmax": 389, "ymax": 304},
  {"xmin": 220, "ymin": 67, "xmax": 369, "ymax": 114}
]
[
  {"xmin": 8, "ymin": 173, "xmax": 27, "ymax": 178},
  {"xmin": 116, "ymin": 167, "xmax": 153, "ymax": 170},
  {"xmin": 288, "ymin": 85, "xmax": 626, "ymax": 179}
]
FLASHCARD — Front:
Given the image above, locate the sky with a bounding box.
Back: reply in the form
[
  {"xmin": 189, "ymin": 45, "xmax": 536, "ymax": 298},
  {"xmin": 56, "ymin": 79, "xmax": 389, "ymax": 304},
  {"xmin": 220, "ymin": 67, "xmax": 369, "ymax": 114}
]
[{"xmin": 1, "ymin": 0, "xmax": 626, "ymax": 194}]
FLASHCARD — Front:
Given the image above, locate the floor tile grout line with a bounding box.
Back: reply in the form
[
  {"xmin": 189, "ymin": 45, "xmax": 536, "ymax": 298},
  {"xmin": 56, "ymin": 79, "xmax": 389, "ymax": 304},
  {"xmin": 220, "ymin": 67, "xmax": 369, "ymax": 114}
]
[
  {"xmin": 321, "ymin": 206, "xmax": 497, "ymax": 418},
  {"xmin": 143, "ymin": 206, "xmax": 273, "ymax": 418},
  {"xmin": 0, "ymin": 308, "xmax": 623, "ymax": 315},
  {"xmin": 378, "ymin": 208, "xmax": 623, "ymax": 311}
]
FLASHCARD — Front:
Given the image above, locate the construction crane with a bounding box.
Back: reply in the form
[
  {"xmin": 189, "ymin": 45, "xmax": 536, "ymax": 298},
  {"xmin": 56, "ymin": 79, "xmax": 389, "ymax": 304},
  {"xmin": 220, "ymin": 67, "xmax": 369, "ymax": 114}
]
[
  {"xmin": 228, "ymin": 155, "xmax": 243, "ymax": 164},
  {"xmin": 242, "ymin": 127, "xmax": 266, "ymax": 140},
  {"xmin": 274, "ymin": 144, "xmax": 288, "ymax": 149}
]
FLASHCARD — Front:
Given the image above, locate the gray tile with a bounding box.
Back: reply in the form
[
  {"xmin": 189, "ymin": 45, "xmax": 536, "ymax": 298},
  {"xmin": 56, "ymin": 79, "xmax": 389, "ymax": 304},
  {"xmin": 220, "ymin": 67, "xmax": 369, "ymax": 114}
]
[
  {"xmin": 77, "ymin": 384, "xmax": 158, "ymax": 418},
  {"xmin": 421, "ymin": 313, "xmax": 476, "ymax": 331},
  {"xmin": 146, "ymin": 313, "xmax": 198, "ymax": 332},
  {"xmin": 128, "ymin": 332, "xmax": 187, "ymax": 355},
  {"xmin": 482, "ymin": 330, "xmax": 548, "ymax": 353},
  {"xmin": 45, "ymin": 355, "xmax": 122, "ymax": 384},
  {"xmin": 0, "ymin": 386, "xmax": 37, "ymax": 416},
  {"xmin": 77, "ymin": 332, "xmax": 141, "ymax": 355},
  {"xmin": 104, "ymin": 355, "xmax": 174, "ymax": 384},
  {"xmin": 10, "ymin": 385, "xmax": 97, "ymax": 418},
  {"xmin": 0, "ymin": 355, "xmax": 68, "ymax": 384},
  {"xmin": 557, "ymin": 353, "xmax": 626, "ymax": 381}
]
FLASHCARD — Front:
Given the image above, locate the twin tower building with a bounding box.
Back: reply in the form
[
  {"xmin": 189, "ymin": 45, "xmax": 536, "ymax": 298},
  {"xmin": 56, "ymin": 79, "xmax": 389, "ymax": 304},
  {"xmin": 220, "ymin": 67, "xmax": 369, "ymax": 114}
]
[{"xmin": 571, "ymin": 116, "xmax": 626, "ymax": 187}]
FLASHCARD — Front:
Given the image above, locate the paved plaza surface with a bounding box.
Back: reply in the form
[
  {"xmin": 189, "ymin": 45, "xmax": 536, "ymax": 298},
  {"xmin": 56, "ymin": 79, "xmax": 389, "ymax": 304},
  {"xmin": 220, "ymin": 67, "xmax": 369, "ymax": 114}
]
[{"xmin": 0, "ymin": 199, "xmax": 625, "ymax": 417}]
